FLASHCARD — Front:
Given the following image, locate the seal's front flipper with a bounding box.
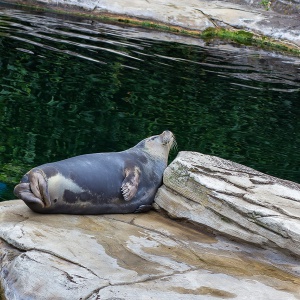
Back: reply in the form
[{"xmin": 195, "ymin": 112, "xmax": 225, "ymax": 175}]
[
  {"xmin": 134, "ymin": 205, "xmax": 153, "ymax": 213},
  {"xmin": 121, "ymin": 166, "xmax": 141, "ymax": 201}
]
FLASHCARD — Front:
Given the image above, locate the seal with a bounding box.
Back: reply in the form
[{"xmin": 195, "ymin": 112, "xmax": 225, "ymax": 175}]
[{"xmin": 14, "ymin": 130, "xmax": 175, "ymax": 214}]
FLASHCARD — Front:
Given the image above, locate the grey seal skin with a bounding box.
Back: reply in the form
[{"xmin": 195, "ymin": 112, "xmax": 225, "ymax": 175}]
[{"xmin": 14, "ymin": 130, "xmax": 175, "ymax": 214}]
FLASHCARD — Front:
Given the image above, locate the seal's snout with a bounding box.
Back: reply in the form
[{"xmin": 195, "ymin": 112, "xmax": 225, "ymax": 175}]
[
  {"xmin": 160, "ymin": 130, "xmax": 172, "ymax": 139},
  {"xmin": 160, "ymin": 130, "xmax": 176, "ymax": 151}
]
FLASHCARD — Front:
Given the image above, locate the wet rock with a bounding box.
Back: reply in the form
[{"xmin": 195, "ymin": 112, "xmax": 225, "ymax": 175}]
[
  {"xmin": 1, "ymin": 200, "xmax": 300, "ymax": 299},
  {"xmin": 155, "ymin": 151, "xmax": 300, "ymax": 257}
]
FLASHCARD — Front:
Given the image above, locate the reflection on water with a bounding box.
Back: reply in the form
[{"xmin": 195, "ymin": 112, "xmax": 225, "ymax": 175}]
[{"xmin": 0, "ymin": 3, "xmax": 300, "ymax": 200}]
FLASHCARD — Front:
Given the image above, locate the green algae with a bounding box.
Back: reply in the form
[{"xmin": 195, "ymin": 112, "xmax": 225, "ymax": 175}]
[{"xmin": 201, "ymin": 27, "xmax": 300, "ymax": 55}]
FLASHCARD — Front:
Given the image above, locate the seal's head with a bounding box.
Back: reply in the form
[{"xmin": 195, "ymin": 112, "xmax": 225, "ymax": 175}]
[{"xmin": 141, "ymin": 130, "xmax": 176, "ymax": 163}]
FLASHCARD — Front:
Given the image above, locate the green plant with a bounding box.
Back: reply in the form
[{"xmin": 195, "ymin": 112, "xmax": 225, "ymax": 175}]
[{"xmin": 260, "ymin": 0, "xmax": 271, "ymax": 10}]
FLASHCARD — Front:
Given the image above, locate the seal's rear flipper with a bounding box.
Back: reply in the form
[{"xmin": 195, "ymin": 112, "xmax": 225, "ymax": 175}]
[
  {"xmin": 14, "ymin": 182, "xmax": 45, "ymax": 207},
  {"xmin": 121, "ymin": 166, "xmax": 140, "ymax": 201},
  {"xmin": 13, "ymin": 169, "xmax": 51, "ymax": 208}
]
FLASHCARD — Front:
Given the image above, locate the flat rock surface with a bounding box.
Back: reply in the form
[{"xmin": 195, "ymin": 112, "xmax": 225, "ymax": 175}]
[
  {"xmin": 33, "ymin": 0, "xmax": 300, "ymax": 47},
  {"xmin": 1, "ymin": 200, "xmax": 300, "ymax": 299},
  {"xmin": 155, "ymin": 151, "xmax": 300, "ymax": 258}
]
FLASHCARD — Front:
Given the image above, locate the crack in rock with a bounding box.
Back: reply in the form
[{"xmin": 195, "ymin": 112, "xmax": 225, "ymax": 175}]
[
  {"xmin": 83, "ymin": 268, "xmax": 196, "ymax": 300},
  {"xmin": 0, "ymin": 226, "xmax": 104, "ymax": 280},
  {"xmin": 194, "ymin": 8, "xmax": 218, "ymax": 27}
]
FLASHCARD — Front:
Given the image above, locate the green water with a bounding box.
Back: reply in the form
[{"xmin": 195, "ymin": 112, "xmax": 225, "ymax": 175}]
[{"xmin": 0, "ymin": 4, "xmax": 300, "ymax": 200}]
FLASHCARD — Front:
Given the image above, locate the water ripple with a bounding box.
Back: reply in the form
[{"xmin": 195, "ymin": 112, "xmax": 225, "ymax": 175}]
[
  {"xmin": 0, "ymin": 5, "xmax": 300, "ymax": 91},
  {"xmin": 10, "ymin": 35, "xmax": 107, "ymax": 64},
  {"xmin": 1, "ymin": 7, "xmax": 299, "ymax": 89}
]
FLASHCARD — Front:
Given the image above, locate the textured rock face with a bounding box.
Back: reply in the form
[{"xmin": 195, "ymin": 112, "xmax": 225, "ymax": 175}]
[
  {"xmin": 1, "ymin": 200, "xmax": 300, "ymax": 299},
  {"xmin": 223, "ymin": 0, "xmax": 300, "ymax": 14},
  {"xmin": 155, "ymin": 151, "xmax": 300, "ymax": 257}
]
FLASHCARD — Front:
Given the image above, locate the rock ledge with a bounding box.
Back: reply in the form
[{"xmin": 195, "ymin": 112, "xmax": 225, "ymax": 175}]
[
  {"xmin": 1, "ymin": 200, "xmax": 300, "ymax": 299},
  {"xmin": 155, "ymin": 151, "xmax": 300, "ymax": 257}
]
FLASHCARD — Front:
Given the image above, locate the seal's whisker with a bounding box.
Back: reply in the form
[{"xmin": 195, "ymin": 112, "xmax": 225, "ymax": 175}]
[{"xmin": 171, "ymin": 137, "xmax": 178, "ymax": 152}]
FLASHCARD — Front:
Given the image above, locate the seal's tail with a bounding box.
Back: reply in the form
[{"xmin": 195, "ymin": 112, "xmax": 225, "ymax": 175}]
[{"xmin": 14, "ymin": 169, "xmax": 51, "ymax": 208}]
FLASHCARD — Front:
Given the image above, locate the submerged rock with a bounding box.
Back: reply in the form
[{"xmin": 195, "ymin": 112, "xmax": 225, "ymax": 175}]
[
  {"xmin": 155, "ymin": 151, "xmax": 300, "ymax": 258},
  {"xmin": 0, "ymin": 200, "xmax": 300, "ymax": 299}
]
